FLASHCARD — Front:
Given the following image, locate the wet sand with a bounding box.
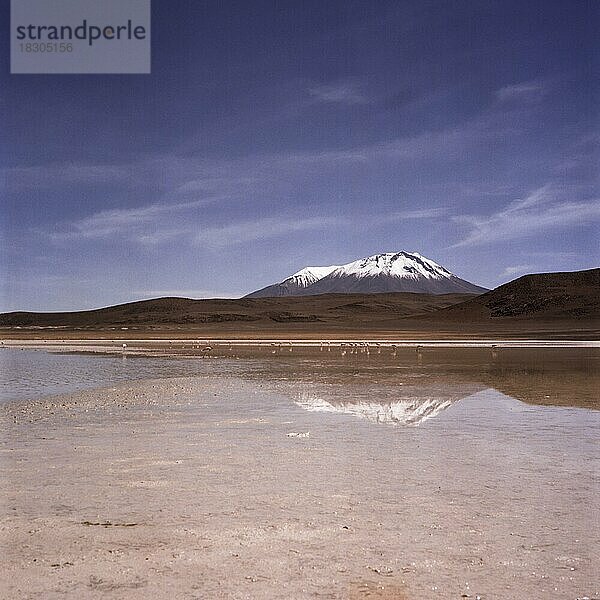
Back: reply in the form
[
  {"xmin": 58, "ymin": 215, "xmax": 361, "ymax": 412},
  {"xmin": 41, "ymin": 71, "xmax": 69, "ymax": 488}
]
[{"xmin": 1, "ymin": 355, "xmax": 599, "ymax": 599}]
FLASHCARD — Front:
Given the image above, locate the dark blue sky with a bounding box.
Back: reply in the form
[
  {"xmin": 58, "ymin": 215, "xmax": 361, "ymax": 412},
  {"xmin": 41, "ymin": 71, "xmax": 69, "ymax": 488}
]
[{"xmin": 2, "ymin": 0, "xmax": 598, "ymax": 310}]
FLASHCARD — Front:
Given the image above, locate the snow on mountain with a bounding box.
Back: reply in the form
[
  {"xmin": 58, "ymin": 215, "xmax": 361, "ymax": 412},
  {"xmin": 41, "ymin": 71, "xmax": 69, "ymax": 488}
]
[
  {"xmin": 284, "ymin": 265, "xmax": 339, "ymax": 288},
  {"xmin": 245, "ymin": 251, "xmax": 487, "ymax": 298},
  {"xmin": 330, "ymin": 252, "xmax": 453, "ymax": 280},
  {"xmin": 244, "ymin": 265, "xmax": 339, "ymax": 298}
]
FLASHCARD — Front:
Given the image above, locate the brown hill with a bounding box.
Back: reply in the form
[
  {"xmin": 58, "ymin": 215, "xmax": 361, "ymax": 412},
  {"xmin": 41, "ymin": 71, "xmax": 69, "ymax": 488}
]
[
  {"xmin": 438, "ymin": 268, "xmax": 599, "ymax": 320},
  {"xmin": 0, "ymin": 292, "xmax": 473, "ymax": 330}
]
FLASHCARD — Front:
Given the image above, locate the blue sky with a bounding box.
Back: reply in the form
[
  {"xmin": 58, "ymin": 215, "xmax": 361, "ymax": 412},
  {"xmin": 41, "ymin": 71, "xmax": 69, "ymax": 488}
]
[{"xmin": 2, "ymin": 0, "xmax": 598, "ymax": 311}]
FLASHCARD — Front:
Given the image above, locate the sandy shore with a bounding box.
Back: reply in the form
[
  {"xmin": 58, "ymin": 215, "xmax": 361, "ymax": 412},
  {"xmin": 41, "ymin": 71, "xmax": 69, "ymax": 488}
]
[
  {"xmin": 1, "ymin": 371, "xmax": 599, "ymax": 599},
  {"xmin": 2, "ymin": 337, "xmax": 599, "ymax": 350}
]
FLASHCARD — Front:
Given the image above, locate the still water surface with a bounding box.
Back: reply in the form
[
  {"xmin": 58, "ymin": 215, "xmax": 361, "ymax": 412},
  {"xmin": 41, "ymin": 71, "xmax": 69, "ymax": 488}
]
[
  {"xmin": 0, "ymin": 349, "xmax": 242, "ymax": 403},
  {"xmin": 1, "ymin": 346, "xmax": 598, "ymax": 416}
]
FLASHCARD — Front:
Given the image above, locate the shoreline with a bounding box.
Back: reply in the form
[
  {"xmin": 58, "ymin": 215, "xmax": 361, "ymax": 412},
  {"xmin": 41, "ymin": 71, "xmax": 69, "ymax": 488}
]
[{"xmin": 2, "ymin": 337, "xmax": 599, "ymax": 356}]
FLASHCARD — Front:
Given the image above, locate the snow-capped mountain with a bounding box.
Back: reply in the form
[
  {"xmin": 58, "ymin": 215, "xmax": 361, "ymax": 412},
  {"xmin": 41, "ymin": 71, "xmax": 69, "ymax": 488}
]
[
  {"xmin": 245, "ymin": 251, "xmax": 487, "ymax": 297},
  {"xmin": 282, "ymin": 265, "xmax": 340, "ymax": 289},
  {"xmin": 245, "ymin": 265, "xmax": 339, "ymax": 298}
]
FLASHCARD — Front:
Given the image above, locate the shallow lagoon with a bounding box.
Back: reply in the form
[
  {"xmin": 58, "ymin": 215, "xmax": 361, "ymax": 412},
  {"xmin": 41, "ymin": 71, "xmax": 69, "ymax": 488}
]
[{"xmin": 1, "ymin": 346, "xmax": 598, "ymax": 599}]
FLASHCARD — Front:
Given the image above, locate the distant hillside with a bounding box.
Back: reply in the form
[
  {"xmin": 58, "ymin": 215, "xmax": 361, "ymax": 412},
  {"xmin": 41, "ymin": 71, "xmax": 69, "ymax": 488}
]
[
  {"xmin": 1, "ymin": 269, "xmax": 597, "ymax": 337},
  {"xmin": 439, "ymin": 268, "xmax": 599, "ymax": 320},
  {"xmin": 0, "ymin": 292, "xmax": 473, "ymax": 330}
]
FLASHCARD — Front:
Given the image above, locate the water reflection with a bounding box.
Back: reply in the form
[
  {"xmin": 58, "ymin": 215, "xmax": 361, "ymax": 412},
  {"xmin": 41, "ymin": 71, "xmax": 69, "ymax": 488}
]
[
  {"xmin": 2, "ymin": 346, "xmax": 598, "ymax": 422},
  {"xmin": 295, "ymin": 383, "xmax": 486, "ymax": 425},
  {"xmin": 0, "ymin": 348, "xmax": 260, "ymax": 403},
  {"xmin": 292, "ymin": 353, "xmax": 599, "ymax": 425},
  {"xmin": 482, "ymin": 369, "xmax": 600, "ymax": 411},
  {"xmin": 296, "ymin": 393, "xmax": 459, "ymax": 425}
]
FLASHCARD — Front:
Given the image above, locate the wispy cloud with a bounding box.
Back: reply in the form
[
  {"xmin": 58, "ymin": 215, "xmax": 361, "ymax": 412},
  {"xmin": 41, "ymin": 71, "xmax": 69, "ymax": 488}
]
[
  {"xmin": 191, "ymin": 208, "xmax": 447, "ymax": 249},
  {"xmin": 132, "ymin": 288, "xmax": 236, "ymax": 299},
  {"xmin": 501, "ymin": 265, "xmax": 534, "ymax": 277},
  {"xmin": 13, "ymin": 92, "xmax": 520, "ymax": 202},
  {"xmin": 308, "ymin": 80, "xmax": 370, "ymax": 105},
  {"xmin": 525, "ymin": 250, "xmax": 578, "ymax": 260},
  {"xmin": 275, "ymin": 111, "xmax": 505, "ymax": 171},
  {"xmin": 43, "ymin": 197, "xmax": 449, "ymax": 248},
  {"xmin": 5, "ymin": 163, "xmax": 134, "ymax": 189},
  {"xmin": 48, "ymin": 198, "xmax": 213, "ymax": 241},
  {"xmin": 25, "ymin": 96, "xmax": 539, "ymax": 248},
  {"xmin": 32, "ymin": 115, "xmax": 505, "ymax": 245},
  {"xmin": 388, "ymin": 207, "xmax": 448, "ymax": 220},
  {"xmin": 194, "ymin": 215, "xmax": 346, "ymax": 248},
  {"xmin": 494, "ymin": 80, "xmax": 546, "ymax": 104},
  {"xmin": 452, "ymin": 185, "xmax": 600, "ymax": 247}
]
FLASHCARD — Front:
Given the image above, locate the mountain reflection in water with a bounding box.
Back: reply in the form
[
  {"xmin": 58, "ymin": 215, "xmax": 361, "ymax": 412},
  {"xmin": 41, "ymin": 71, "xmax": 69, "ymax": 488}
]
[
  {"xmin": 296, "ymin": 394, "xmax": 459, "ymax": 425},
  {"xmin": 293, "ymin": 355, "xmax": 599, "ymax": 425},
  {"xmin": 295, "ymin": 383, "xmax": 486, "ymax": 425}
]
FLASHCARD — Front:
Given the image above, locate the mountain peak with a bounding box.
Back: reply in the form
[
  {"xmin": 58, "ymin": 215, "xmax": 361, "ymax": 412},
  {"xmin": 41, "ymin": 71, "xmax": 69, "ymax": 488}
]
[
  {"xmin": 285, "ymin": 265, "xmax": 339, "ymax": 285},
  {"xmin": 245, "ymin": 251, "xmax": 487, "ymax": 298},
  {"xmin": 337, "ymin": 251, "xmax": 453, "ymax": 280}
]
